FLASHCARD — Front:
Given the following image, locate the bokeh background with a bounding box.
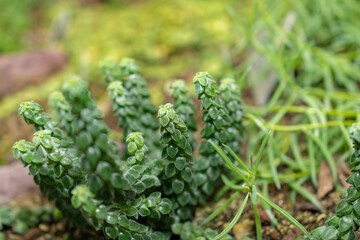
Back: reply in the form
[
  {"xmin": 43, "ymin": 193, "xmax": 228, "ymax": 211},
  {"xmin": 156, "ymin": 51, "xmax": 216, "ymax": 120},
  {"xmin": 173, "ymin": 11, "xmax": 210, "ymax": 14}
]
[
  {"xmin": 0, "ymin": 0, "xmax": 246, "ymax": 164},
  {"xmin": 2, "ymin": 1, "xmax": 360, "ymax": 238},
  {"xmin": 1, "ymin": 0, "xmax": 360, "ymax": 167}
]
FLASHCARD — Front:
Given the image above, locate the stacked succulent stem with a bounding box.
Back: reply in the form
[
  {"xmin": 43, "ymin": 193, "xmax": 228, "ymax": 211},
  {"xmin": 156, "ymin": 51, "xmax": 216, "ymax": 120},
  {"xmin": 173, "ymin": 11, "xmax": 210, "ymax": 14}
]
[
  {"xmin": 170, "ymin": 80, "xmax": 197, "ymax": 150},
  {"xmin": 193, "ymin": 72, "xmax": 233, "ymax": 195},
  {"xmin": 102, "ymin": 59, "xmax": 160, "ymax": 155},
  {"xmin": 220, "ymin": 78, "xmax": 244, "ymax": 153},
  {"xmin": 158, "ymin": 103, "xmax": 200, "ymax": 222},
  {"xmin": 13, "ymin": 102, "xmax": 85, "ymax": 223}
]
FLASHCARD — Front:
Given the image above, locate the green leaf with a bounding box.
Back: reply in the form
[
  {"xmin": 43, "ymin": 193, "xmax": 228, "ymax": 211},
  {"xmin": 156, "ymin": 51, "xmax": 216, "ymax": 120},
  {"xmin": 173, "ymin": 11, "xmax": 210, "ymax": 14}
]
[
  {"xmin": 61, "ymin": 175, "xmax": 74, "ymax": 189},
  {"xmin": 160, "ymin": 116, "xmax": 170, "ymax": 126},
  {"xmin": 105, "ymin": 225, "xmax": 119, "ymax": 239},
  {"xmin": 118, "ymin": 231, "xmax": 132, "ymax": 240},
  {"xmin": 222, "ymin": 144, "xmax": 250, "ymax": 173},
  {"xmin": 171, "ymin": 223, "xmax": 183, "ymax": 235},
  {"xmin": 257, "ymin": 192, "xmax": 310, "ymax": 237},
  {"xmin": 216, "ymin": 193, "xmax": 249, "ymax": 240},
  {"xmin": 133, "ymin": 181, "xmax": 146, "ymax": 194},
  {"xmin": 128, "ymin": 142, "xmax": 138, "ymax": 155},
  {"xmin": 181, "ymin": 167, "xmax": 193, "ymax": 182},
  {"xmin": 159, "ymin": 202, "xmax": 172, "ymax": 214},
  {"xmin": 195, "ymin": 173, "xmax": 207, "ymax": 186},
  {"xmin": 88, "ymin": 175, "xmax": 103, "ymax": 193},
  {"xmin": 209, "ymin": 140, "xmax": 247, "ymax": 182},
  {"xmin": 111, "ymin": 173, "xmax": 130, "ymax": 189},
  {"xmin": 139, "ymin": 205, "xmax": 150, "ymax": 217},
  {"xmin": 325, "ymin": 215, "xmax": 340, "ymax": 227},
  {"xmin": 174, "ymin": 157, "xmax": 186, "ymax": 171},
  {"xmin": 118, "ymin": 215, "xmax": 129, "ymax": 227},
  {"xmin": 167, "ymin": 145, "xmax": 178, "ymax": 158},
  {"xmin": 68, "ymin": 166, "xmax": 82, "ymax": 178},
  {"xmin": 354, "ymin": 172, "xmax": 360, "ymax": 188},
  {"xmin": 165, "ymin": 164, "xmax": 176, "ymax": 178},
  {"xmin": 96, "ymin": 161, "xmax": 113, "ymax": 180},
  {"xmin": 311, "ymin": 226, "xmax": 326, "ymax": 236},
  {"xmin": 71, "ymin": 196, "xmax": 81, "ymax": 208},
  {"xmin": 21, "ymin": 152, "xmax": 33, "ymax": 164},
  {"xmin": 13, "ymin": 220, "xmax": 28, "ymax": 235},
  {"xmin": 339, "ymin": 215, "xmax": 353, "ymax": 233},
  {"xmin": 172, "ymin": 129, "xmax": 181, "ymax": 142},
  {"xmin": 322, "ymin": 226, "xmax": 338, "ymax": 240},
  {"xmin": 95, "ymin": 205, "xmax": 107, "ymax": 220},
  {"xmin": 172, "ymin": 179, "xmax": 185, "ymax": 194},
  {"xmin": 167, "ymin": 122, "xmax": 175, "ymax": 134},
  {"xmin": 60, "ymin": 156, "xmax": 72, "ymax": 166},
  {"xmin": 202, "ymin": 191, "xmax": 240, "ymax": 225},
  {"xmin": 40, "ymin": 135, "xmax": 53, "ymax": 149},
  {"xmin": 29, "ymin": 165, "xmax": 38, "ymax": 175},
  {"xmin": 178, "ymin": 191, "xmax": 191, "ymax": 206},
  {"xmin": 209, "ymin": 107, "xmax": 219, "ymax": 119},
  {"xmin": 106, "ymin": 212, "xmax": 118, "ymax": 224},
  {"xmin": 254, "ymin": 131, "xmax": 271, "ymax": 174},
  {"xmin": 336, "ymin": 200, "xmax": 352, "ymax": 216}
]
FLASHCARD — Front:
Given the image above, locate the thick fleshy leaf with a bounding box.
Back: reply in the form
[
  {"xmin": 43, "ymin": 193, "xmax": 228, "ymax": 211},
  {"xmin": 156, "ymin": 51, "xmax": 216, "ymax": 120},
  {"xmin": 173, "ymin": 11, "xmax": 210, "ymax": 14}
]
[
  {"xmin": 105, "ymin": 225, "xmax": 119, "ymax": 239},
  {"xmin": 339, "ymin": 215, "xmax": 353, "ymax": 233},
  {"xmin": 172, "ymin": 179, "xmax": 185, "ymax": 194}
]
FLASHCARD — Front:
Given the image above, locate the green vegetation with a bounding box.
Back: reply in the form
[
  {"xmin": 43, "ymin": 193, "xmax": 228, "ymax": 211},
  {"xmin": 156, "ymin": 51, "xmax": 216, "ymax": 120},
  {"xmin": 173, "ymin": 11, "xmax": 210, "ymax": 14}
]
[
  {"xmin": 0, "ymin": 205, "xmax": 55, "ymax": 235},
  {"xmin": 208, "ymin": 133, "xmax": 310, "ymax": 239},
  {"xmin": 3, "ymin": 0, "xmax": 360, "ymax": 239},
  {"xmin": 13, "ymin": 59, "xmax": 242, "ymax": 239}
]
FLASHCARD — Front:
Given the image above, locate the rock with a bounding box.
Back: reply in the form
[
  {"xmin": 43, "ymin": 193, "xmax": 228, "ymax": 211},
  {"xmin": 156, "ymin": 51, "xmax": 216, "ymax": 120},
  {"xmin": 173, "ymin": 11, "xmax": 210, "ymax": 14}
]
[
  {"xmin": 0, "ymin": 161, "xmax": 38, "ymax": 205},
  {"xmin": 295, "ymin": 202, "xmax": 322, "ymax": 213},
  {"xmin": 259, "ymin": 210, "xmax": 271, "ymax": 225},
  {"xmin": 233, "ymin": 219, "xmax": 254, "ymax": 240},
  {"xmin": 317, "ymin": 161, "xmax": 334, "ymax": 199},
  {"xmin": 0, "ymin": 49, "xmax": 66, "ymax": 99},
  {"xmin": 338, "ymin": 162, "xmax": 351, "ymax": 188}
]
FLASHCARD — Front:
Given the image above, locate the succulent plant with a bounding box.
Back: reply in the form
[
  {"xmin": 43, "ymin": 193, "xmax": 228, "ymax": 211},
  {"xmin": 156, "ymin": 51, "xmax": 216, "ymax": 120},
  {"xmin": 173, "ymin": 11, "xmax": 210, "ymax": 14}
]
[
  {"xmin": 193, "ymin": 72, "xmax": 234, "ymax": 195},
  {"xmin": 13, "ymin": 58, "xmax": 241, "ymax": 239},
  {"xmin": 170, "ymin": 80, "xmax": 197, "ymax": 150}
]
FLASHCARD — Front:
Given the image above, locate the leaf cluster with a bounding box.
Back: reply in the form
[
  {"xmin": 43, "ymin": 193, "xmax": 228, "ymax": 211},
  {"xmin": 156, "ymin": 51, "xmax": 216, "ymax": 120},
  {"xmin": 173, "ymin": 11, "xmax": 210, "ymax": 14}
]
[{"xmin": 13, "ymin": 58, "xmax": 244, "ymax": 239}]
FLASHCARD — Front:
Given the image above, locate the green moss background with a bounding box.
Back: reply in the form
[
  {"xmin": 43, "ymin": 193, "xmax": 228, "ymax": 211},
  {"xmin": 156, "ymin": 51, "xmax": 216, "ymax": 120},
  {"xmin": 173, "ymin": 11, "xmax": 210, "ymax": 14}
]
[{"xmin": 0, "ymin": 0, "xmax": 244, "ymax": 163}]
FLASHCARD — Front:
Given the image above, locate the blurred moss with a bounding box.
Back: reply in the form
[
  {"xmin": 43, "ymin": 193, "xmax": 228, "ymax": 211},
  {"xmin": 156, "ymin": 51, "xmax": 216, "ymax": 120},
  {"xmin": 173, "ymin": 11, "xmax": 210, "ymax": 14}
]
[
  {"xmin": 0, "ymin": 0, "xmax": 50, "ymax": 53},
  {"xmin": 50, "ymin": 0, "xmax": 238, "ymax": 104},
  {"xmin": 0, "ymin": 0, "xmax": 241, "ymax": 164}
]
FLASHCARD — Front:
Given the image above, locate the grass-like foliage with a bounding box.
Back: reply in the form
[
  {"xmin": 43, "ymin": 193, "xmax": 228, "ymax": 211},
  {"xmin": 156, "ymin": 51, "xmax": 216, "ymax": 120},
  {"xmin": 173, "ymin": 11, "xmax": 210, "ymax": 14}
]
[
  {"xmin": 207, "ymin": 133, "xmax": 310, "ymax": 240},
  {"xmin": 12, "ymin": 58, "xmax": 243, "ymax": 239}
]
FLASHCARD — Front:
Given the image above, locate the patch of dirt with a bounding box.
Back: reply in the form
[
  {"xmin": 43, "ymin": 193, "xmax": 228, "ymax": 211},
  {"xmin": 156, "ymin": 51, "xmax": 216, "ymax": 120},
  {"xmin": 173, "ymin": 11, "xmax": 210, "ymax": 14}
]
[{"xmin": 195, "ymin": 184, "xmax": 343, "ymax": 240}]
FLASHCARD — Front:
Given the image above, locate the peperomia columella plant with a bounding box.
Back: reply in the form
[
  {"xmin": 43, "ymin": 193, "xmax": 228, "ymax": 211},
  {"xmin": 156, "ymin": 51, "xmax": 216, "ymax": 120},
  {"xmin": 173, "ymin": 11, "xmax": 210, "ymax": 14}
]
[{"xmin": 12, "ymin": 58, "xmax": 241, "ymax": 239}]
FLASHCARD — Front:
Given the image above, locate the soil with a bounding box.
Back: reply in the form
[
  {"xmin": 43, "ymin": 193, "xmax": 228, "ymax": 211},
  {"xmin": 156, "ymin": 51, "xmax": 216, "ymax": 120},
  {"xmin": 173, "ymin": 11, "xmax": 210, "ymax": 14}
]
[
  {"xmin": 0, "ymin": 181, "xmax": 350, "ymax": 240},
  {"xmin": 195, "ymin": 184, "xmax": 344, "ymax": 240}
]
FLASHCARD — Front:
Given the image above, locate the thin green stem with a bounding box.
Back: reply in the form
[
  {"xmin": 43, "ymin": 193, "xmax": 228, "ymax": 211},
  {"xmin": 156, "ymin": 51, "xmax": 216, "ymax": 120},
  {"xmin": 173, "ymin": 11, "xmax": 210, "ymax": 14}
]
[
  {"xmin": 215, "ymin": 193, "xmax": 249, "ymax": 240},
  {"xmin": 202, "ymin": 191, "xmax": 240, "ymax": 226},
  {"xmin": 257, "ymin": 192, "xmax": 310, "ymax": 237},
  {"xmin": 251, "ymin": 189, "xmax": 262, "ymax": 240}
]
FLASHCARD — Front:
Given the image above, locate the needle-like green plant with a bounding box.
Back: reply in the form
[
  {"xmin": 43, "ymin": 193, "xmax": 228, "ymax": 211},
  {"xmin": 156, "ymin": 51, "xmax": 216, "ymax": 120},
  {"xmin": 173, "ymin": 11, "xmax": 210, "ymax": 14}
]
[
  {"xmin": 295, "ymin": 122, "xmax": 360, "ymax": 240},
  {"xmin": 206, "ymin": 132, "xmax": 310, "ymax": 240}
]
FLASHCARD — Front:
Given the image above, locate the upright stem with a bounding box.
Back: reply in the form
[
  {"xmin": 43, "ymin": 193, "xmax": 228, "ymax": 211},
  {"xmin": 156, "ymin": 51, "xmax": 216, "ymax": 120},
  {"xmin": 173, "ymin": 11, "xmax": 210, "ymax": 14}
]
[{"xmin": 251, "ymin": 194, "xmax": 262, "ymax": 240}]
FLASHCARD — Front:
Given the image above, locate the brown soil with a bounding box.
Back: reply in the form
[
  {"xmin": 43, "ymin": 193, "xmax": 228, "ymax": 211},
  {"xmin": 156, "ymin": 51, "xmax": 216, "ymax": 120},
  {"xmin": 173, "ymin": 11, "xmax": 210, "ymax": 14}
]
[{"xmin": 195, "ymin": 184, "xmax": 345, "ymax": 240}]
